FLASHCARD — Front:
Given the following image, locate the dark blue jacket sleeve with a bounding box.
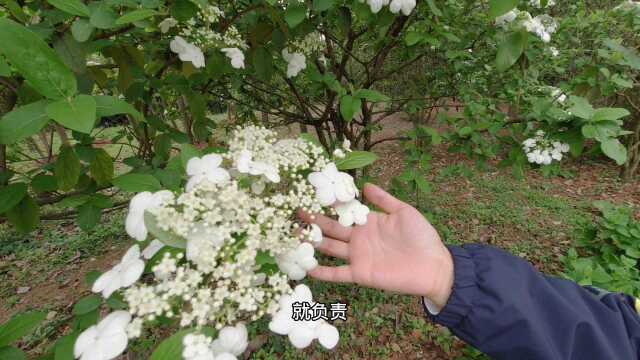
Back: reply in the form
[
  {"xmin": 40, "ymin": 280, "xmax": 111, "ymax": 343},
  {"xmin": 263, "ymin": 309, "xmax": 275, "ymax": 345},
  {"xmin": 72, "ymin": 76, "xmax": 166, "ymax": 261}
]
[{"xmin": 423, "ymin": 244, "xmax": 640, "ymax": 359}]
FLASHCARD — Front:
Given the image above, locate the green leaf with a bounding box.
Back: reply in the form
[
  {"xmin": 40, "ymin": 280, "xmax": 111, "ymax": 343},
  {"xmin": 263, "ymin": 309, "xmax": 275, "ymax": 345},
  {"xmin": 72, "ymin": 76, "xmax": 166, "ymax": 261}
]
[
  {"xmin": 77, "ymin": 203, "xmax": 101, "ymax": 231},
  {"xmin": 252, "ymin": 47, "xmax": 273, "ymax": 81},
  {"xmin": 313, "ymin": 0, "xmax": 334, "ymax": 12},
  {"xmin": 7, "ymin": 195, "xmax": 40, "ymax": 233},
  {"xmin": 73, "ymin": 295, "xmax": 102, "ymax": 315},
  {"xmin": 489, "ymin": 0, "xmax": 518, "ymax": 18},
  {"xmin": 144, "ymin": 211, "xmax": 186, "ymax": 248},
  {"xmin": 90, "ymin": 5, "xmax": 118, "ymax": 29},
  {"xmin": 116, "ymin": 9, "xmax": 159, "ymax": 25},
  {"xmin": 0, "ymin": 100, "xmax": 49, "ymax": 145},
  {"xmin": 601, "ymin": 138, "xmax": 627, "ymax": 165},
  {"xmin": 0, "ymin": 311, "xmax": 46, "ymax": 347},
  {"xmin": 170, "ymin": 0, "xmax": 199, "ymax": 22},
  {"xmin": 72, "ymin": 308, "xmax": 98, "ymax": 332},
  {"xmin": 48, "ymin": 0, "xmax": 90, "ymax": 17},
  {"xmin": 54, "ymin": 333, "xmax": 78, "ymax": 360},
  {"xmin": 0, "ymin": 18, "xmax": 77, "ymax": 100},
  {"xmin": 46, "ymin": 95, "xmax": 97, "ymax": 134},
  {"xmin": 149, "ymin": 328, "xmax": 216, "ymax": 360},
  {"xmin": 591, "ymin": 108, "xmax": 631, "ymax": 122},
  {"xmin": 0, "ymin": 183, "xmax": 28, "ymax": 214},
  {"xmin": 335, "ymin": 151, "xmax": 378, "ymax": 170},
  {"xmin": 568, "ymin": 96, "xmax": 595, "ymax": 120},
  {"xmin": 415, "ymin": 175, "xmax": 432, "ymax": 194},
  {"xmin": 31, "ymin": 174, "xmax": 58, "ymax": 193},
  {"xmin": 458, "ymin": 126, "xmax": 473, "ymax": 136},
  {"xmin": 496, "ymin": 31, "xmax": 526, "ymax": 72},
  {"xmin": 285, "ymin": 2, "xmax": 307, "ymax": 28},
  {"xmin": 426, "ymin": 0, "xmax": 443, "ymax": 16},
  {"xmin": 0, "ymin": 346, "xmax": 26, "ymax": 360},
  {"xmin": 340, "ymin": 95, "xmax": 361, "ymax": 121},
  {"xmin": 71, "ymin": 19, "xmax": 94, "ymax": 43},
  {"xmin": 55, "ymin": 146, "xmax": 81, "ymax": 191},
  {"xmin": 94, "ymin": 95, "xmax": 143, "ymax": 122},
  {"xmin": 353, "ymin": 89, "xmax": 390, "ymax": 102},
  {"xmin": 58, "ymin": 194, "xmax": 90, "ymax": 208},
  {"xmin": 113, "ymin": 173, "xmax": 162, "ymax": 192},
  {"xmin": 90, "ymin": 149, "xmax": 114, "ymax": 186}
]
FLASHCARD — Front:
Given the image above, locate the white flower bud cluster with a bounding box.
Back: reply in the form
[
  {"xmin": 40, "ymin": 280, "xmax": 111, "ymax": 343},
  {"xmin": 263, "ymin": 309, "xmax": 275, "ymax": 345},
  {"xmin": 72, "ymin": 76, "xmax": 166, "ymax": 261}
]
[
  {"xmin": 496, "ymin": 9, "xmax": 558, "ymax": 43},
  {"xmin": 522, "ymin": 130, "xmax": 570, "ymax": 165}
]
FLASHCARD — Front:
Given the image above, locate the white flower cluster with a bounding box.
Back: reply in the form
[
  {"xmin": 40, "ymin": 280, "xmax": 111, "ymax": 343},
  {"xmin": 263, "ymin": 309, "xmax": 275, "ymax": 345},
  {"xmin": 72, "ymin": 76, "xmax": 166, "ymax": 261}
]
[
  {"xmin": 269, "ymin": 284, "xmax": 339, "ymax": 349},
  {"xmin": 76, "ymin": 126, "xmax": 369, "ymax": 359},
  {"xmin": 282, "ymin": 49, "xmax": 307, "ymax": 78},
  {"xmin": 358, "ymin": 0, "xmax": 416, "ymax": 15},
  {"xmin": 529, "ymin": 0, "xmax": 556, "ymax": 8},
  {"xmin": 182, "ymin": 323, "xmax": 248, "ymax": 360},
  {"xmin": 163, "ymin": 3, "xmax": 247, "ymax": 69},
  {"xmin": 496, "ymin": 9, "xmax": 558, "ymax": 43},
  {"xmin": 522, "ymin": 130, "xmax": 570, "ymax": 165}
]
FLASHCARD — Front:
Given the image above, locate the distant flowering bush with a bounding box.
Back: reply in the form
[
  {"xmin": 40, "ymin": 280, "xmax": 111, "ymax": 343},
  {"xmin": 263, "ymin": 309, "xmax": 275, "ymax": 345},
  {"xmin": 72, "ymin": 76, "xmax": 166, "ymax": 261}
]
[{"xmin": 77, "ymin": 126, "xmax": 371, "ymax": 359}]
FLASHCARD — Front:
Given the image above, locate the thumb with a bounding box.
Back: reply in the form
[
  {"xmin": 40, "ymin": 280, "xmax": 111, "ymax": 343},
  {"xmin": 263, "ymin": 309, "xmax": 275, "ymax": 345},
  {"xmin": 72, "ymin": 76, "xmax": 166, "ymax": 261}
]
[{"xmin": 363, "ymin": 183, "xmax": 407, "ymax": 214}]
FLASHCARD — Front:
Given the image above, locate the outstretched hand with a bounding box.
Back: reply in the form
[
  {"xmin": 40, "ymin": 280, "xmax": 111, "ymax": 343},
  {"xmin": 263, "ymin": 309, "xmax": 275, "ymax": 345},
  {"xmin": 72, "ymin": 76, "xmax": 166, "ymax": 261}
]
[{"xmin": 300, "ymin": 184, "xmax": 454, "ymax": 309}]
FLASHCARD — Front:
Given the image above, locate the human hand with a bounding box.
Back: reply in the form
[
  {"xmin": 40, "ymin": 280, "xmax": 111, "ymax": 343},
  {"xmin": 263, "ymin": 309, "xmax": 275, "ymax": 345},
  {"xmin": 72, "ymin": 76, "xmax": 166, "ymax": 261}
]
[{"xmin": 300, "ymin": 184, "xmax": 454, "ymax": 309}]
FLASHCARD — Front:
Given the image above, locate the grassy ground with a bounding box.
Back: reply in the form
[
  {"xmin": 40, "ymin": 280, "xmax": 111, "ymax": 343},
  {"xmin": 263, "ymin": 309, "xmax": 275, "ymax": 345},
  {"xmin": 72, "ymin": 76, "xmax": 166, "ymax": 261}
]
[{"xmin": 2, "ymin": 147, "xmax": 619, "ymax": 359}]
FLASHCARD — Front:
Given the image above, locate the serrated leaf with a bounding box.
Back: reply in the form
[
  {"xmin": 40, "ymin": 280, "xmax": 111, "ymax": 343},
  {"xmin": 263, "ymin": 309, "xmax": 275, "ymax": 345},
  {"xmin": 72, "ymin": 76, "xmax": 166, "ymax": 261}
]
[
  {"xmin": 335, "ymin": 151, "xmax": 378, "ymax": 170},
  {"xmin": 568, "ymin": 96, "xmax": 595, "ymax": 120},
  {"xmin": 77, "ymin": 203, "xmax": 101, "ymax": 231},
  {"xmin": 113, "ymin": 173, "xmax": 161, "ymax": 192},
  {"xmin": 90, "ymin": 149, "xmax": 114, "ymax": 186},
  {"xmin": 48, "ymin": 0, "xmax": 90, "ymax": 17},
  {"xmin": 116, "ymin": 9, "xmax": 159, "ymax": 25},
  {"xmin": 0, "ymin": 18, "xmax": 77, "ymax": 100},
  {"xmin": 144, "ymin": 211, "xmax": 186, "ymax": 248},
  {"xmin": 46, "ymin": 95, "xmax": 97, "ymax": 134},
  {"xmin": 6, "ymin": 195, "xmax": 40, "ymax": 233},
  {"xmin": 31, "ymin": 174, "xmax": 58, "ymax": 193},
  {"xmin": 55, "ymin": 146, "xmax": 81, "ymax": 191},
  {"xmin": 0, "ymin": 183, "xmax": 28, "ymax": 214},
  {"xmin": 0, "ymin": 311, "xmax": 46, "ymax": 347}
]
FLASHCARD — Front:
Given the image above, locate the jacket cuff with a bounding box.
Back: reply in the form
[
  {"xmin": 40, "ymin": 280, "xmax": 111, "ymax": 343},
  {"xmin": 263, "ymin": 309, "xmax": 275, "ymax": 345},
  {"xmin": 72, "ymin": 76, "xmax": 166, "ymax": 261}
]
[{"xmin": 421, "ymin": 245, "xmax": 478, "ymax": 328}]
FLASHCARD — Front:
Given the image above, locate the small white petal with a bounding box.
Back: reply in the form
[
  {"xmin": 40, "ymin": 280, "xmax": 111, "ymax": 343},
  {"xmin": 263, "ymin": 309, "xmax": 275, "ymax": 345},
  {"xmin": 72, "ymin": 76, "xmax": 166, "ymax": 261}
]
[{"xmin": 316, "ymin": 323, "xmax": 340, "ymax": 349}]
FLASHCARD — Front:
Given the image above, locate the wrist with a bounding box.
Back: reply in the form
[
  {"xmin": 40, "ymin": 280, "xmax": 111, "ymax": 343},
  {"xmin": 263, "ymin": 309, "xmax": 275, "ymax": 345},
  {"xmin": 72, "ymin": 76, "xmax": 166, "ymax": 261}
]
[{"xmin": 425, "ymin": 245, "xmax": 454, "ymax": 309}]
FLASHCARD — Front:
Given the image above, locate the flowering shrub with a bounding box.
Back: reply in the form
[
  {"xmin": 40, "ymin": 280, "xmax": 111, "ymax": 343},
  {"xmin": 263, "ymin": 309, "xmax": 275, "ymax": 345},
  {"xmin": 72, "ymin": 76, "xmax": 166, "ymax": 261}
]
[{"xmin": 70, "ymin": 126, "xmax": 370, "ymax": 359}]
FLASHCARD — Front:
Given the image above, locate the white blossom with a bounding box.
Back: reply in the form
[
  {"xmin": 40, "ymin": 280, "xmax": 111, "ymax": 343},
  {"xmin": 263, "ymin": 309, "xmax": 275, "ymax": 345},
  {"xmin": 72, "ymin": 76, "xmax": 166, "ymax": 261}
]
[
  {"xmin": 74, "ymin": 311, "xmax": 131, "ymax": 360},
  {"xmin": 282, "ymin": 49, "xmax": 307, "ymax": 78},
  {"xmin": 496, "ymin": 10, "xmax": 518, "ymax": 28},
  {"xmin": 268, "ymin": 284, "xmax": 340, "ymax": 349},
  {"xmin": 221, "ymin": 48, "xmax": 245, "ymax": 69},
  {"xmin": 359, "ymin": 0, "xmax": 389, "ymax": 13},
  {"xmin": 186, "ymin": 154, "xmax": 230, "ymax": 192},
  {"xmin": 523, "ymin": 130, "xmax": 570, "ymax": 165},
  {"xmin": 235, "ymin": 150, "xmax": 280, "ymax": 183},
  {"xmin": 277, "ymin": 242, "xmax": 318, "ymax": 281},
  {"xmin": 210, "ymin": 323, "xmax": 248, "ymax": 356},
  {"xmin": 335, "ymin": 199, "xmax": 370, "ymax": 227},
  {"xmin": 170, "ymin": 36, "xmax": 206, "ymax": 68},
  {"xmin": 530, "ymin": 0, "xmax": 556, "ymax": 7},
  {"xmin": 125, "ymin": 190, "xmax": 175, "ymax": 241},
  {"xmin": 389, "ymin": 0, "xmax": 416, "ymax": 16},
  {"xmin": 308, "ymin": 163, "xmax": 358, "ymax": 206},
  {"xmin": 92, "ymin": 245, "xmax": 145, "ymax": 298},
  {"xmin": 142, "ymin": 239, "xmax": 164, "ymax": 259},
  {"xmin": 159, "ymin": 18, "xmax": 178, "ymax": 33},
  {"xmin": 333, "ymin": 149, "xmax": 346, "ymax": 159}
]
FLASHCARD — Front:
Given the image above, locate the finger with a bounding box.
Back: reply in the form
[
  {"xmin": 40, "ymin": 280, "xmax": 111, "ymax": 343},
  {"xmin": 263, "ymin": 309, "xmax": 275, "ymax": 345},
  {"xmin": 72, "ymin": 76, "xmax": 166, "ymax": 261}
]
[
  {"xmin": 363, "ymin": 183, "xmax": 408, "ymax": 214},
  {"xmin": 317, "ymin": 237, "xmax": 350, "ymax": 260},
  {"xmin": 298, "ymin": 210, "xmax": 352, "ymax": 241},
  {"xmin": 309, "ymin": 265, "xmax": 353, "ymax": 283}
]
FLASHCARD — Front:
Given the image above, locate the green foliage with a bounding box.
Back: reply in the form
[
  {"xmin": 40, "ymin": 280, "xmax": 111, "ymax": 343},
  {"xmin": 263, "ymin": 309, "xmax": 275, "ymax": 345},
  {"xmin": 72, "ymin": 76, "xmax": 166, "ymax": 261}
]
[
  {"xmin": 149, "ymin": 327, "xmax": 216, "ymax": 360},
  {"xmin": 0, "ymin": 311, "xmax": 46, "ymax": 347},
  {"xmin": 335, "ymin": 151, "xmax": 378, "ymax": 170},
  {"xmin": 564, "ymin": 201, "xmax": 640, "ymax": 295}
]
